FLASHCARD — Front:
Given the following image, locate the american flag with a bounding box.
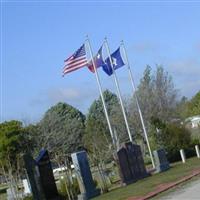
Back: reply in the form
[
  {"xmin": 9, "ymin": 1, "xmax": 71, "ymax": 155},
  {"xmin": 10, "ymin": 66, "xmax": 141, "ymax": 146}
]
[{"xmin": 63, "ymin": 44, "xmax": 87, "ymax": 75}]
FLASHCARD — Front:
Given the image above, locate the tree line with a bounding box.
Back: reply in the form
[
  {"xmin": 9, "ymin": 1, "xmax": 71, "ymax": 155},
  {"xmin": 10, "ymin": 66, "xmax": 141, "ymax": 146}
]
[{"xmin": 0, "ymin": 65, "xmax": 200, "ymax": 193}]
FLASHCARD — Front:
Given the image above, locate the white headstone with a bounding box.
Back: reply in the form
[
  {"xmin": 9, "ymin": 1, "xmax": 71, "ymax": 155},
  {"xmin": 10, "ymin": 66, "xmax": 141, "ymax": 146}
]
[
  {"xmin": 195, "ymin": 145, "xmax": 200, "ymax": 158},
  {"xmin": 23, "ymin": 179, "xmax": 31, "ymax": 194},
  {"xmin": 180, "ymin": 149, "xmax": 186, "ymax": 163},
  {"xmin": 7, "ymin": 188, "xmax": 15, "ymax": 200}
]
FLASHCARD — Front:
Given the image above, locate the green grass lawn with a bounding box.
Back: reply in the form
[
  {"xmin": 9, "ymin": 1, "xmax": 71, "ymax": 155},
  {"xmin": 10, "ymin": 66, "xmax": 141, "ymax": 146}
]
[
  {"xmin": 1, "ymin": 157, "xmax": 199, "ymax": 200},
  {"xmin": 0, "ymin": 192, "xmax": 6, "ymax": 200},
  {"xmin": 0, "ymin": 184, "xmax": 8, "ymax": 200},
  {"xmin": 92, "ymin": 157, "xmax": 200, "ymax": 200}
]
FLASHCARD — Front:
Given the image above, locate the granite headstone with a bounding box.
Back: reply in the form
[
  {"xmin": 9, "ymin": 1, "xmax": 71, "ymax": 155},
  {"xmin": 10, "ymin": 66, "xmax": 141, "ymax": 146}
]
[
  {"xmin": 71, "ymin": 151, "xmax": 100, "ymax": 200},
  {"xmin": 36, "ymin": 149, "xmax": 60, "ymax": 200},
  {"xmin": 116, "ymin": 142, "xmax": 148, "ymax": 185},
  {"xmin": 153, "ymin": 149, "xmax": 170, "ymax": 172},
  {"xmin": 23, "ymin": 153, "xmax": 44, "ymax": 200}
]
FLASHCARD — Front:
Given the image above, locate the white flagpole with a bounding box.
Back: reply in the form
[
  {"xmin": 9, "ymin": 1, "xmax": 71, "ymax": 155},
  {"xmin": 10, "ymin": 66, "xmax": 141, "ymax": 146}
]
[
  {"xmin": 104, "ymin": 38, "xmax": 133, "ymax": 143},
  {"xmin": 121, "ymin": 40, "xmax": 155, "ymax": 169},
  {"xmin": 85, "ymin": 37, "xmax": 115, "ymax": 145}
]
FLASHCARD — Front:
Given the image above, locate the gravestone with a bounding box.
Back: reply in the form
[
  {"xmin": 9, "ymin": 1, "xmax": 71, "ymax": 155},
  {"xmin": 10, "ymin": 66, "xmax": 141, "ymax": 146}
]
[
  {"xmin": 195, "ymin": 145, "xmax": 200, "ymax": 158},
  {"xmin": 7, "ymin": 187, "xmax": 23, "ymax": 200},
  {"xmin": 35, "ymin": 149, "xmax": 60, "ymax": 200},
  {"xmin": 7, "ymin": 187, "xmax": 15, "ymax": 200},
  {"xmin": 23, "ymin": 153, "xmax": 44, "ymax": 200},
  {"xmin": 153, "ymin": 149, "xmax": 170, "ymax": 172},
  {"xmin": 116, "ymin": 142, "xmax": 148, "ymax": 185},
  {"xmin": 22, "ymin": 179, "xmax": 31, "ymax": 195},
  {"xmin": 180, "ymin": 149, "xmax": 186, "ymax": 163},
  {"xmin": 71, "ymin": 150, "xmax": 100, "ymax": 200}
]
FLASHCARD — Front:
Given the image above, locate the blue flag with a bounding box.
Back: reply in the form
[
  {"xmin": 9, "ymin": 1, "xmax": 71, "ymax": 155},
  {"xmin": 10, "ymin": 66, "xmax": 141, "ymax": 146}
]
[
  {"xmin": 87, "ymin": 46, "xmax": 105, "ymax": 73},
  {"xmin": 102, "ymin": 48, "xmax": 125, "ymax": 76}
]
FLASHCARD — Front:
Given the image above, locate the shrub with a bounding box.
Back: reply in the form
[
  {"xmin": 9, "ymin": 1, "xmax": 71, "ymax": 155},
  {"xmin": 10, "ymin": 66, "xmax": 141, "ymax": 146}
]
[
  {"xmin": 185, "ymin": 148, "xmax": 196, "ymax": 158},
  {"xmin": 23, "ymin": 196, "xmax": 33, "ymax": 200},
  {"xmin": 57, "ymin": 176, "xmax": 80, "ymax": 200},
  {"xmin": 164, "ymin": 123, "xmax": 191, "ymax": 162},
  {"xmin": 150, "ymin": 119, "xmax": 192, "ymax": 162},
  {"xmin": 0, "ymin": 187, "xmax": 7, "ymax": 194}
]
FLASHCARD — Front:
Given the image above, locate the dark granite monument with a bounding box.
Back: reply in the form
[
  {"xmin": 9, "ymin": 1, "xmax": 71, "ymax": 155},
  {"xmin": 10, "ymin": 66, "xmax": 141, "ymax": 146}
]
[
  {"xmin": 71, "ymin": 150, "xmax": 100, "ymax": 200},
  {"xmin": 23, "ymin": 153, "xmax": 44, "ymax": 200},
  {"xmin": 35, "ymin": 149, "xmax": 60, "ymax": 200},
  {"xmin": 116, "ymin": 142, "xmax": 148, "ymax": 185},
  {"xmin": 153, "ymin": 149, "xmax": 170, "ymax": 172}
]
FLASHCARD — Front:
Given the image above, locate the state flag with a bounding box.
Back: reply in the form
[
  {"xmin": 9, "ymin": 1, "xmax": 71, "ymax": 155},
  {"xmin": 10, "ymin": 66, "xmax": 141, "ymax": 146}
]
[
  {"xmin": 87, "ymin": 46, "xmax": 105, "ymax": 73},
  {"xmin": 102, "ymin": 47, "xmax": 125, "ymax": 76}
]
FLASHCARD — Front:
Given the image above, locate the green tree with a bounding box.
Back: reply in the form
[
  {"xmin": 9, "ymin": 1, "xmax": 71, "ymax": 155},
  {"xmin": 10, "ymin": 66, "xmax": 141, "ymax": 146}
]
[
  {"xmin": 150, "ymin": 118, "xmax": 191, "ymax": 162},
  {"xmin": 38, "ymin": 102, "xmax": 85, "ymax": 155},
  {"xmin": 176, "ymin": 92, "xmax": 200, "ymax": 120},
  {"xmin": 85, "ymin": 90, "xmax": 128, "ymax": 151},
  {"xmin": 129, "ymin": 65, "xmax": 179, "ymax": 137},
  {"xmin": 24, "ymin": 124, "xmax": 42, "ymax": 156},
  {"xmin": 84, "ymin": 90, "xmax": 118, "ymax": 152},
  {"xmin": 0, "ymin": 120, "xmax": 31, "ymax": 197},
  {"xmin": 175, "ymin": 96, "xmax": 188, "ymax": 119},
  {"xmin": 84, "ymin": 90, "xmax": 126, "ymax": 192},
  {"xmin": 0, "ymin": 120, "xmax": 28, "ymax": 166},
  {"xmin": 183, "ymin": 91, "xmax": 200, "ymax": 118}
]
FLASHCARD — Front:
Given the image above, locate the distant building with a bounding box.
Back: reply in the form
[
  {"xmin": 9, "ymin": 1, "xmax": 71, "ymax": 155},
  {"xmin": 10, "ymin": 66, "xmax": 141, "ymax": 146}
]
[
  {"xmin": 53, "ymin": 165, "xmax": 75, "ymax": 180},
  {"xmin": 185, "ymin": 115, "xmax": 200, "ymax": 129}
]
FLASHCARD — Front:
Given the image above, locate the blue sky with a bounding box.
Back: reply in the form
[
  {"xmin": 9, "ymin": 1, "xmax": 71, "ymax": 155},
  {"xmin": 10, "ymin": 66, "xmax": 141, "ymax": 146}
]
[{"xmin": 1, "ymin": 1, "xmax": 200, "ymax": 123}]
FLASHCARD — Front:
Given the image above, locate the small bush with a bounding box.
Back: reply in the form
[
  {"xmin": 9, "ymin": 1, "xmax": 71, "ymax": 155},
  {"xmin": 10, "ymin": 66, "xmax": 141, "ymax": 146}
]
[
  {"xmin": 23, "ymin": 196, "xmax": 33, "ymax": 200},
  {"xmin": 144, "ymin": 156, "xmax": 152, "ymax": 165},
  {"xmin": 165, "ymin": 124, "xmax": 191, "ymax": 162},
  {"xmin": 151, "ymin": 119, "xmax": 192, "ymax": 162},
  {"xmin": 185, "ymin": 148, "xmax": 196, "ymax": 158},
  {"xmin": 57, "ymin": 176, "xmax": 80, "ymax": 199},
  {"xmin": 0, "ymin": 187, "xmax": 7, "ymax": 194},
  {"xmin": 59, "ymin": 179, "xmax": 67, "ymax": 197}
]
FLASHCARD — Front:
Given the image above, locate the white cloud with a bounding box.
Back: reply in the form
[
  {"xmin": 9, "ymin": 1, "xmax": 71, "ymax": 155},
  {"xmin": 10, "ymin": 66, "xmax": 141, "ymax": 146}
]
[
  {"xmin": 30, "ymin": 86, "xmax": 99, "ymax": 114},
  {"xmin": 167, "ymin": 58, "xmax": 200, "ymax": 98},
  {"xmin": 169, "ymin": 59, "xmax": 200, "ymax": 77},
  {"xmin": 178, "ymin": 79, "xmax": 200, "ymax": 98},
  {"xmin": 132, "ymin": 42, "xmax": 158, "ymax": 53},
  {"xmin": 47, "ymin": 88, "xmax": 81, "ymax": 103}
]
